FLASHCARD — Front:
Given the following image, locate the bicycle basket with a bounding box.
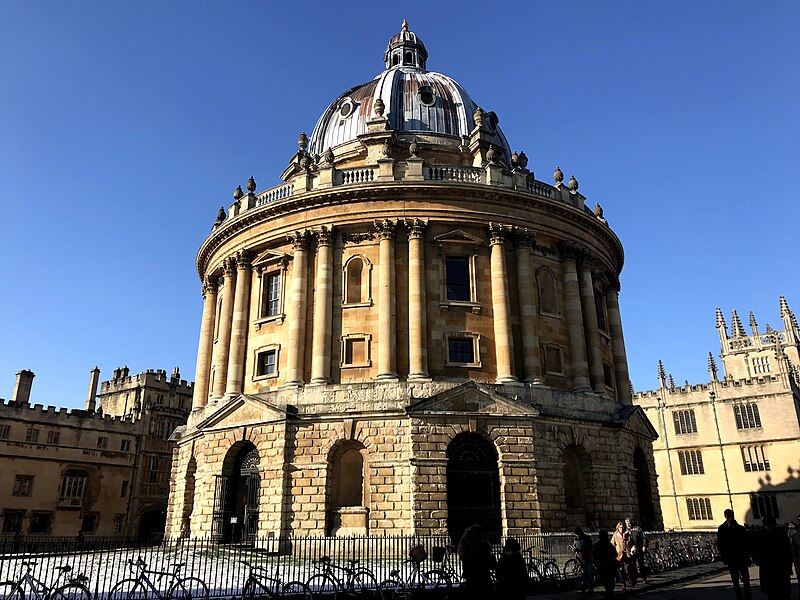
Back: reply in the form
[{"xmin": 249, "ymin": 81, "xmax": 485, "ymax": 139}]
[
  {"xmin": 431, "ymin": 546, "xmax": 446, "ymax": 563},
  {"xmin": 409, "ymin": 545, "xmax": 428, "ymax": 563}
]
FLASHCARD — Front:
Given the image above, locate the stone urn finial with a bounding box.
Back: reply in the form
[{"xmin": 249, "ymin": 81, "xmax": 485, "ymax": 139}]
[
  {"xmin": 594, "ymin": 202, "xmax": 604, "ymax": 218},
  {"xmin": 568, "ymin": 174, "xmax": 579, "ymax": 192},
  {"xmin": 486, "ymin": 146, "xmax": 497, "ymax": 164},
  {"xmin": 246, "ymin": 176, "xmax": 256, "ymax": 193},
  {"xmin": 323, "ymin": 147, "xmax": 334, "ymax": 164},
  {"xmin": 473, "ymin": 107, "xmax": 485, "ymax": 128},
  {"xmin": 402, "ymin": 19, "xmax": 409, "ymax": 31},
  {"xmin": 374, "ymin": 97, "xmax": 385, "ymax": 118},
  {"xmin": 518, "ymin": 151, "xmax": 528, "ymax": 170},
  {"xmin": 409, "ymin": 138, "xmax": 418, "ymax": 157},
  {"xmin": 553, "ymin": 166, "xmax": 564, "ymax": 184},
  {"xmin": 300, "ymin": 153, "xmax": 312, "ymax": 171},
  {"xmin": 233, "ymin": 185, "xmax": 244, "ymax": 200},
  {"xmin": 214, "ymin": 206, "xmax": 226, "ymax": 226},
  {"xmin": 381, "ymin": 140, "xmax": 392, "ymax": 158},
  {"xmin": 298, "ymin": 132, "xmax": 309, "ymax": 152},
  {"xmin": 511, "ymin": 150, "xmax": 519, "ymax": 169}
]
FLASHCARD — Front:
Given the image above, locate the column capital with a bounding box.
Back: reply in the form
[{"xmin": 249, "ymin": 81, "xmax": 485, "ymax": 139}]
[
  {"xmin": 201, "ymin": 276, "xmax": 219, "ymax": 298},
  {"xmin": 558, "ymin": 241, "xmax": 586, "ymax": 262},
  {"xmin": 235, "ymin": 250, "xmax": 252, "ymax": 270},
  {"xmin": 607, "ymin": 272, "xmax": 621, "ymax": 292},
  {"xmin": 513, "ymin": 227, "xmax": 535, "ymax": 250},
  {"xmin": 488, "ymin": 222, "xmax": 511, "ymax": 245},
  {"xmin": 287, "ymin": 230, "xmax": 311, "ymax": 251},
  {"xmin": 222, "ymin": 257, "xmax": 237, "ymax": 277},
  {"xmin": 373, "ymin": 218, "xmax": 398, "ymax": 240},
  {"xmin": 315, "ymin": 225, "xmax": 334, "ymax": 247},
  {"xmin": 405, "ymin": 218, "xmax": 428, "ymax": 240}
]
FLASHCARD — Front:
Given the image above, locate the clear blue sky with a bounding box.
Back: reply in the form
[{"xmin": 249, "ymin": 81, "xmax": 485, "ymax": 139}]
[{"xmin": 1, "ymin": 1, "xmax": 798, "ymax": 407}]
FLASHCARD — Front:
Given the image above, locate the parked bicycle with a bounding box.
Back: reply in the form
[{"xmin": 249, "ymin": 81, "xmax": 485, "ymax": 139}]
[
  {"xmin": 378, "ymin": 545, "xmax": 451, "ymax": 599},
  {"xmin": 305, "ymin": 556, "xmax": 378, "ymax": 600},
  {"xmin": 109, "ymin": 557, "xmax": 208, "ymax": 600},
  {"xmin": 523, "ymin": 547, "xmax": 560, "ymax": 591},
  {"xmin": 241, "ymin": 561, "xmax": 310, "ymax": 599},
  {"xmin": 0, "ymin": 561, "xmax": 91, "ymax": 600}
]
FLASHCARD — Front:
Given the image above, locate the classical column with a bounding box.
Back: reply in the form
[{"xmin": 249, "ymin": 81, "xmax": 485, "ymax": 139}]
[
  {"xmin": 560, "ymin": 244, "xmax": 591, "ymax": 391},
  {"xmin": 375, "ymin": 219, "xmax": 398, "ymax": 381},
  {"xmin": 310, "ymin": 226, "xmax": 334, "ymax": 385},
  {"xmin": 407, "ymin": 219, "xmax": 429, "ymax": 380},
  {"xmin": 578, "ymin": 259, "xmax": 606, "ymax": 393},
  {"xmin": 284, "ymin": 231, "xmax": 310, "ymax": 387},
  {"xmin": 225, "ymin": 251, "xmax": 252, "ymax": 396},
  {"xmin": 192, "ymin": 276, "xmax": 218, "ymax": 409},
  {"xmin": 211, "ymin": 258, "xmax": 236, "ymax": 397},
  {"xmin": 606, "ymin": 275, "xmax": 633, "ymax": 404},
  {"xmin": 489, "ymin": 223, "xmax": 518, "ymax": 384},
  {"xmin": 514, "ymin": 230, "xmax": 543, "ymax": 384}
]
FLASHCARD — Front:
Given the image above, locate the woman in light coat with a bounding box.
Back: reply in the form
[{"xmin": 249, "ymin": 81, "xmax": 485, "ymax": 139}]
[{"xmin": 612, "ymin": 521, "xmax": 627, "ymax": 590}]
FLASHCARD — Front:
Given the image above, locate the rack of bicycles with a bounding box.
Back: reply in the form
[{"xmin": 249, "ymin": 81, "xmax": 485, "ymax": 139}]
[{"xmin": 0, "ymin": 531, "xmax": 718, "ymax": 599}]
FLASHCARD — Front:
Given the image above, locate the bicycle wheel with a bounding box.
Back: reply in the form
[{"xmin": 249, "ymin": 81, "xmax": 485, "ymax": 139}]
[
  {"xmin": 281, "ymin": 581, "xmax": 311, "ymax": 600},
  {"xmin": 541, "ymin": 561, "xmax": 561, "ymax": 591},
  {"xmin": 167, "ymin": 577, "xmax": 209, "ymax": 600},
  {"xmin": 0, "ymin": 582, "xmax": 24, "ymax": 600},
  {"xmin": 562, "ymin": 558, "xmax": 581, "ymax": 580},
  {"xmin": 305, "ymin": 574, "xmax": 337, "ymax": 600},
  {"xmin": 422, "ymin": 569, "xmax": 452, "ymax": 591},
  {"xmin": 377, "ymin": 579, "xmax": 407, "ymax": 600},
  {"xmin": 243, "ymin": 577, "xmax": 280, "ymax": 600},
  {"xmin": 49, "ymin": 583, "xmax": 92, "ymax": 600},
  {"xmin": 108, "ymin": 579, "xmax": 147, "ymax": 600},
  {"xmin": 351, "ymin": 570, "xmax": 378, "ymax": 599}
]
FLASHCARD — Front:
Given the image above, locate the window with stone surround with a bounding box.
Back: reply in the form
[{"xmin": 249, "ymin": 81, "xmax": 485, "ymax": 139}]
[
  {"xmin": 25, "ymin": 428, "xmax": 39, "ymax": 443},
  {"xmin": 678, "ymin": 449, "xmax": 704, "ymax": 475},
  {"xmin": 752, "ymin": 356, "xmax": 771, "ymax": 374},
  {"xmin": 1, "ymin": 510, "xmax": 24, "ymax": 533},
  {"xmin": 741, "ymin": 445, "xmax": 770, "ymax": 472},
  {"xmin": 603, "ymin": 363, "xmax": 615, "ymax": 389},
  {"xmin": 750, "ymin": 493, "xmax": 779, "ymax": 520},
  {"xmin": 260, "ymin": 272, "xmax": 281, "ymax": 317},
  {"xmin": 734, "ymin": 403, "xmax": 761, "ymax": 430},
  {"xmin": 341, "ymin": 334, "xmax": 371, "ymax": 368},
  {"xmin": 97, "ymin": 436, "xmax": 108, "ymax": 449},
  {"xmin": 435, "ymin": 230, "xmax": 481, "ymax": 311},
  {"xmin": 543, "ymin": 344, "xmax": 565, "ymax": 375},
  {"xmin": 445, "ymin": 333, "xmax": 481, "ymax": 368},
  {"xmin": 445, "ymin": 256, "xmax": 471, "ymax": 301},
  {"xmin": 47, "ymin": 430, "xmax": 60, "ymax": 444},
  {"xmin": 12, "ymin": 475, "xmax": 33, "ymax": 497},
  {"xmin": 0, "ymin": 425, "xmax": 9, "ymax": 440},
  {"xmin": 342, "ymin": 255, "xmax": 372, "ymax": 307},
  {"xmin": 537, "ymin": 267, "xmax": 559, "ymax": 316},
  {"xmin": 59, "ymin": 468, "xmax": 87, "ymax": 507},
  {"xmin": 120, "ymin": 439, "xmax": 131, "ymax": 452},
  {"xmin": 686, "ymin": 497, "xmax": 712, "ymax": 520},
  {"xmin": 254, "ymin": 345, "xmax": 280, "ymax": 380},
  {"xmin": 80, "ymin": 513, "xmax": 98, "ymax": 534},
  {"xmin": 595, "ymin": 290, "xmax": 608, "ymax": 333},
  {"xmin": 29, "ymin": 512, "xmax": 52, "ymax": 535},
  {"xmin": 672, "ymin": 409, "xmax": 698, "ymax": 435}
]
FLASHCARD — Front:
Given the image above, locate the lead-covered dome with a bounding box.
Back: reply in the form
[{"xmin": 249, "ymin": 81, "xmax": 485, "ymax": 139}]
[{"xmin": 308, "ymin": 22, "xmax": 511, "ymax": 160}]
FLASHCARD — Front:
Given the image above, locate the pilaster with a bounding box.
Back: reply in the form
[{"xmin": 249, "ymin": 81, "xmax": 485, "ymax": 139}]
[{"xmin": 374, "ymin": 219, "xmax": 398, "ymax": 381}]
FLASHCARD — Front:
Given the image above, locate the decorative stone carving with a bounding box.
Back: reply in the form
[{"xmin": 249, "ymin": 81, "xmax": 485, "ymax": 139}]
[
  {"xmin": 201, "ymin": 276, "xmax": 218, "ymax": 298},
  {"xmin": 298, "ymin": 132, "xmax": 309, "ymax": 152},
  {"xmin": 288, "ymin": 230, "xmax": 311, "ymax": 251},
  {"xmin": 381, "ymin": 140, "xmax": 392, "ymax": 157},
  {"xmin": 488, "ymin": 222, "xmax": 510, "ymax": 245},
  {"xmin": 214, "ymin": 207, "xmax": 226, "ymax": 228},
  {"xmin": 246, "ymin": 176, "xmax": 257, "ymax": 193},
  {"xmin": 568, "ymin": 174, "xmax": 579, "ymax": 192},
  {"xmin": 222, "ymin": 256, "xmax": 237, "ymax": 277},
  {"xmin": 323, "ymin": 147, "xmax": 334, "ymax": 164},
  {"xmin": 553, "ymin": 166, "xmax": 564, "ymax": 184},
  {"xmin": 235, "ymin": 250, "xmax": 252, "ymax": 269},
  {"xmin": 408, "ymin": 139, "xmax": 418, "ymax": 157},
  {"xmin": 558, "ymin": 241, "xmax": 584, "ymax": 261},
  {"xmin": 374, "ymin": 98, "xmax": 385, "ymax": 117},
  {"xmin": 513, "ymin": 227, "xmax": 535, "ymax": 249},
  {"xmin": 341, "ymin": 231, "xmax": 374, "ymax": 244},
  {"xmin": 316, "ymin": 225, "xmax": 334, "ymax": 246},
  {"xmin": 518, "ymin": 151, "xmax": 529, "ymax": 170},
  {"xmin": 473, "ymin": 106, "xmax": 485, "ymax": 128},
  {"xmin": 405, "ymin": 218, "xmax": 428, "ymax": 239},
  {"xmin": 300, "ymin": 154, "xmax": 312, "ymax": 171},
  {"xmin": 233, "ymin": 185, "xmax": 244, "ymax": 200},
  {"xmin": 486, "ymin": 146, "xmax": 497, "ymax": 164},
  {"xmin": 511, "ymin": 151, "xmax": 519, "ymax": 169},
  {"xmin": 373, "ymin": 219, "xmax": 398, "ymax": 240}
]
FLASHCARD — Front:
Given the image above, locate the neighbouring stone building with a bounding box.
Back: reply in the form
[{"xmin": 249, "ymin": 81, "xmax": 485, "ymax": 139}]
[
  {"xmin": 166, "ymin": 22, "xmax": 661, "ymax": 542},
  {"xmin": 0, "ymin": 366, "xmax": 192, "ymax": 538},
  {"xmin": 637, "ymin": 297, "xmax": 800, "ymax": 529}
]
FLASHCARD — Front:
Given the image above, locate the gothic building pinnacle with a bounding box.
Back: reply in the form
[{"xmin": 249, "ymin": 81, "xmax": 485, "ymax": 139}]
[{"xmin": 730, "ymin": 309, "xmax": 746, "ymax": 338}]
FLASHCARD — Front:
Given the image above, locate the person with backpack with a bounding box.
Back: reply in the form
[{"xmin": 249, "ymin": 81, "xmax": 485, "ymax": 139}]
[{"xmin": 495, "ymin": 537, "xmax": 529, "ymax": 600}]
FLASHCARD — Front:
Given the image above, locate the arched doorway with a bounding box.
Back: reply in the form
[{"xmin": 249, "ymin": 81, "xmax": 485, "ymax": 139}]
[
  {"xmin": 214, "ymin": 442, "xmax": 260, "ymax": 542},
  {"xmin": 634, "ymin": 447, "xmax": 656, "ymax": 530},
  {"xmin": 563, "ymin": 445, "xmax": 589, "ymax": 528},
  {"xmin": 446, "ymin": 433, "xmax": 502, "ymax": 543},
  {"xmin": 138, "ymin": 507, "xmax": 166, "ymax": 543}
]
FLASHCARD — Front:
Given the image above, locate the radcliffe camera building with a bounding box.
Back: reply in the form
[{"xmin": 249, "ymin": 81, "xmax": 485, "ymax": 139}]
[
  {"xmin": 638, "ymin": 297, "xmax": 800, "ymax": 530},
  {"xmin": 166, "ymin": 22, "xmax": 662, "ymax": 541}
]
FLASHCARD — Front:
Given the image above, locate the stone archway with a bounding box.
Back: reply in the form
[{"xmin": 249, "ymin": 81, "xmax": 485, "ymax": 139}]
[
  {"xmin": 562, "ymin": 444, "xmax": 590, "ymax": 528},
  {"xmin": 214, "ymin": 441, "xmax": 260, "ymax": 542},
  {"xmin": 634, "ymin": 447, "xmax": 656, "ymax": 530},
  {"xmin": 326, "ymin": 441, "xmax": 369, "ymax": 536},
  {"xmin": 446, "ymin": 433, "xmax": 502, "ymax": 543},
  {"xmin": 138, "ymin": 507, "xmax": 166, "ymax": 543}
]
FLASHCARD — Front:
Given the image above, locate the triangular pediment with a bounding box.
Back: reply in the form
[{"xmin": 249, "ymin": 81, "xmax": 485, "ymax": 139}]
[
  {"xmin": 407, "ymin": 381, "xmax": 539, "ymax": 416},
  {"xmin": 433, "ymin": 229, "xmax": 483, "ymax": 245},
  {"xmin": 252, "ymin": 249, "xmax": 288, "ymax": 268},
  {"xmin": 613, "ymin": 404, "xmax": 659, "ymax": 440},
  {"xmin": 195, "ymin": 394, "xmax": 290, "ymax": 431}
]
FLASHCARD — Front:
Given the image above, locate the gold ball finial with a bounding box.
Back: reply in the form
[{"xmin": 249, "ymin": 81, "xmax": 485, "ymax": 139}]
[{"xmin": 402, "ymin": 19, "xmax": 409, "ymax": 31}]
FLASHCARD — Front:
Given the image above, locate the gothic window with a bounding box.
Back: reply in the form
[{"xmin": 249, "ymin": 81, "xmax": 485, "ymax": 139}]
[
  {"xmin": 537, "ymin": 268, "xmax": 559, "ymax": 315},
  {"xmin": 752, "ymin": 356, "xmax": 771, "ymax": 374},
  {"xmin": 750, "ymin": 493, "xmax": 780, "ymax": 519},
  {"xmin": 672, "ymin": 409, "xmax": 698, "ymax": 435},
  {"xmin": 678, "ymin": 449, "xmax": 705, "ymax": 475},
  {"xmin": 445, "ymin": 333, "xmax": 481, "ymax": 367},
  {"xmin": 59, "ymin": 468, "xmax": 88, "ymax": 507},
  {"xmin": 254, "ymin": 345, "xmax": 280, "ymax": 379},
  {"xmin": 341, "ymin": 334, "xmax": 371, "ymax": 368},
  {"xmin": 445, "ymin": 256, "xmax": 471, "ymax": 301},
  {"xmin": 343, "ymin": 255, "xmax": 372, "ymax": 306},
  {"xmin": 686, "ymin": 497, "xmax": 713, "ymax": 520},
  {"xmin": 12, "ymin": 475, "xmax": 33, "ymax": 497},
  {"xmin": 741, "ymin": 445, "xmax": 770, "ymax": 472},
  {"xmin": 260, "ymin": 272, "xmax": 281, "ymax": 318},
  {"xmin": 734, "ymin": 403, "xmax": 761, "ymax": 429}
]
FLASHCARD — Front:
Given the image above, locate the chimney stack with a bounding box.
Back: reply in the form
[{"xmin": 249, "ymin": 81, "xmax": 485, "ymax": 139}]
[
  {"xmin": 86, "ymin": 366, "xmax": 100, "ymax": 412},
  {"xmin": 12, "ymin": 370, "xmax": 35, "ymax": 405}
]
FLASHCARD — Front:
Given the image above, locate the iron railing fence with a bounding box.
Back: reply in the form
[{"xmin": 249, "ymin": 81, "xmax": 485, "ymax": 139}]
[{"xmin": 0, "ymin": 531, "xmax": 717, "ymax": 598}]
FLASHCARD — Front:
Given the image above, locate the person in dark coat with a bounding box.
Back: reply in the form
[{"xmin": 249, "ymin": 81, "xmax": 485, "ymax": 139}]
[
  {"xmin": 752, "ymin": 515, "xmax": 792, "ymax": 600},
  {"xmin": 495, "ymin": 537, "xmax": 529, "ymax": 600},
  {"xmin": 457, "ymin": 524, "xmax": 496, "ymax": 599},
  {"xmin": 573, "ymin": 527, "xmax": 595, "ymax": 594},
  {"xmin": 593, "ymin": 531, "xmax": 618, "ymax": 598},
  {"xmin": 717, "ymin": 508, "xmax": 752, "ymax": 600}
]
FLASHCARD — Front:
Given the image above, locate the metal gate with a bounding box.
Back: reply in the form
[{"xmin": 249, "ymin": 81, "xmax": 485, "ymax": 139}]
[{"xmin": 212, "ymin": 445, "xmax": 261, "ymax": 543}]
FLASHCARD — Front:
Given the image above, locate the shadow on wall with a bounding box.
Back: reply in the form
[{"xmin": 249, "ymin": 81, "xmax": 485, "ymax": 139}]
[{"xmin": 742, "ymin": 467, "xmax": 800, "ymax": 526}]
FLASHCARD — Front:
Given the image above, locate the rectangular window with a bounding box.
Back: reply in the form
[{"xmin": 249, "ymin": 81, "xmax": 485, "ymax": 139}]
[
  {"xmin": 120, "ymin": 439, "xmax": 131, "ymax": 452},
  {"xmin": 46, "ymin": 430, "xmax": 60, "ymax": 444},
  {"xmin": 752, "ymin": 356, "xmax": 771, "ymax": 374},
  {"xmin": 29, "ymin": 512, "xmax": 52, "ymax": 535},
  {"xmin": 1, "ymin": 510, "xmax": 24, "ymax": 533},
  {"xmin": 261, "ymin": 272, "xmax": 281, "ymax": 317},
  {"xmin": 59, "ymin": 472, "xmax": 87, "ymax": 507},
  {"xmin": 344, "ymin": 338, "xmax": 366, "ymax": 366},
  {"xmin": 148, "ymin": 456, "xmax": 160, "ymax": 484},
  {"xmin": 0, "ymin": 425, "xmax": 10, "ymax": 440},
  {"xmin": 80, "ymin": 514, "xmax": 98, "ymax": 534},
  {"xmin": 445, "ymin": 256, "xmax": 471, "ymax": 301},
  {"xmin": 448, "ymin": 338, "xmax": 474, "ymax": 364},
  {"xmin": 686, "ymin": 497, "xmax": 713, "ymax": 520},
  {"xmin": 113, "ymin": 515, "xmax": 124, "ymax": 534},
  {"xmin": 121, "ymin": 480, "xmax": 129, "ymax": 497},
  {"xmin": 672, "ymin": 409, "xmax": 698, "ymax": 435},
  {"xmin": 741, "ymin": 445, "xmax": 770, "ymax": 472},
  {"xmin": 734, "ymin": 403, "xmax": 762, "ymax": 430},
  {"xmin": 603, "ymin": 364, "xmax": 615, "ymax": 389},
  {"xmin": 97, "ymin": 436, "xmax": 108, "ymax": 449},
  {"xmin": 25, "ymin": 428, "xmax": 39, "ymax": 443},
  {"xmin": 256, "ymin": 349, "xmax": 277, "ymax": 377},
  {"xmin": 678, "ymin": 449, "xmax": 705, "ymax": 475},
  {"xmin": 750, "ymin": 494, "xmax": 780, "ymax": 520},
  {"xmin": 543, "ymin": 345, "xmax": 564, "ymax": 375},
  {"xmin": 12, "ymin": 475, "xmax": 33, "ymax": 497}
]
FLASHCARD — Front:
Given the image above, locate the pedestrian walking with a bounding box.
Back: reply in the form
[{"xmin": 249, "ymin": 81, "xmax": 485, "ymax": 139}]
[
  {"xmin": 573, "ymin": 527, "xmax": 595, "ymax": 594},
  {"xmin": 624, "ymin": 517, "xmax": 648, "ymax": 585},
  {"xmin": 717, "ymin": 508, "xmax": 752, "ymax": 600},
  {"xmin": 495, "ymin": 537, "xmax": 529, "ymax": 600},
  {"xmin": 457, "ymin": 524, "xmax": 496, "ymax": 600},
  {"xmin": 593, "ymin": 531, "xmax": 618, "ymax": 598},
  {"xmin": 612, "ymin": 522, "xmax": 628, "ymax": 591},
  {"xmin": 752, "ymin": 515, "xmax": 792, "ymax": 600}
]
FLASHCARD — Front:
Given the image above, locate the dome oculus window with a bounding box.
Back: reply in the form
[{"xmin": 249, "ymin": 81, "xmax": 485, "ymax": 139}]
[
  {"xmin": 339, "ymin": 98, "xmax": 356, "ymax": 119},
  {"xmin": 418, "ymin": 86, "xmax": 435, "ymax": 107}
]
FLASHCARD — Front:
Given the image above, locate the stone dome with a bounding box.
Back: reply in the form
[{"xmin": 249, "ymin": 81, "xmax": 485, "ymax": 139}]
[{"xmin": 307, "ymin": 22, "xmax": 511, "ymax": 161}]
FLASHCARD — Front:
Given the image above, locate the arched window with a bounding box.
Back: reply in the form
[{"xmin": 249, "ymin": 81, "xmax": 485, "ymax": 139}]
[
  {"xmin": 537, "ymin": 268, "xmax": 558, "ymax": 315},
  {"xmin": 404, "ymin": 51, "xmax": 412, "ymax": 65},
  {"xmin": 392, "ymin": 54, "xmax": 399, "ymax": 66},
  {"xmin": 343, "ymin": 256, "xmax": 371, "ymax": 306},
  {"xmin": 59, "ymin": 468, "xmax": 88, "ymax": 508},
  {"xmin": 326, "ymin": 442, "xmax": 369, "ymax": 536},
  {"xmin": 337, "ymin": 448, "xmax": 364, "ymax": 507}
]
